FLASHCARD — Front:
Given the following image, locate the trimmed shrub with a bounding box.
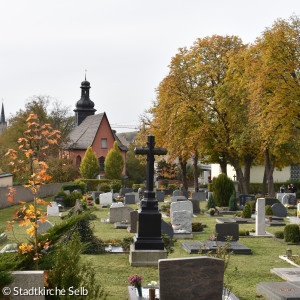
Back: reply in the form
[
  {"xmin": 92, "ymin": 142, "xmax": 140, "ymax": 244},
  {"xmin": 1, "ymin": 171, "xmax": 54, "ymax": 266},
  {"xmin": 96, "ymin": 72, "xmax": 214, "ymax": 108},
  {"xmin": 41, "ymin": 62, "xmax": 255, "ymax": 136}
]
[
  {"xmin": 239, "ymin": 229, "xmax": 246, "ymax": 236},
  {"xmin": 275, "ymin": 231, "xmax": 284, "ymax": 239},
  {"xmin": 99, "ymin": 183, "xmax": 111, "ymax": 193},
  {"xmin": 168, "ymin": 184, "xmax": 177, "ymax": 191},
  {"xmin": 229, "ymin": 191, "xmax": 237, "ymax": 211},
  {"xmin": 246, "ymin": 200, "xmax": 256, "ymax": 212},
  {"xmin": 111, "ymin": 181, "xmax": 122, "ymax": 193},
  {"xmin": 212, "ymin": 174, "xmax": 235, "ymax": 206},
  {"xmin": 95, "ymin": 197, "xmax": 100, "ymax": 205},
  {"xmin": 284, "ymin": 224, "xmax": 300, "ymax": 243},
  {"xmin": 265, "ymin": 205, "xmax": 274, "ymax": 216},
  {"xmin": 65, "ymin": 191, "xmax": 82, "ymax": 207},
  {"xmin": 206, "ymin": 194, "xmax": 216, "ymax": 210},
  {"xmin": 192, "ymin": 222, "xmax": 203, "ymax": 232},
  {"xmin": 242, "ymin": 205, "xmax": 251, "ymax": 218},
  {"xmin": 62, "ymin": 182, "xmax": 86, "ymax": 194}
]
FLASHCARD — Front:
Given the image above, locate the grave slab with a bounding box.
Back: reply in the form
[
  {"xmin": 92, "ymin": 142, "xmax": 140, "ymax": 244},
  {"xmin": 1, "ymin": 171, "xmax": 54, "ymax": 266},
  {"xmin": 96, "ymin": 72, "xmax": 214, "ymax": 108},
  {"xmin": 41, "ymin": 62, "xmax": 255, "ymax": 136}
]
[
  {"xmin": 257, "ymin": 281, "xmax": 300, "ymax": 300},
  {"xmin": 271, "ymin": 268, "xmax": 300, "ymax": 281},
  {"xmin": 114, "ymin": 222, "xmax": 130, "ymax": 229},
  {"xmin": 181, "ymin": 241, "xmax": 252, "ymax": 255},
  {"xmin": 216, "ymin": 217, "xmax": 255, "ymax": 224}
]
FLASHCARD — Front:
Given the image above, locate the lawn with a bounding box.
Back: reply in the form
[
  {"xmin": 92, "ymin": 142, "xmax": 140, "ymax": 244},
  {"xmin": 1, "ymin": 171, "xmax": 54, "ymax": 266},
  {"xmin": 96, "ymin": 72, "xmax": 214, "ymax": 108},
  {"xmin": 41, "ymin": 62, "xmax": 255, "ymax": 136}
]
[{"xmin": 0, "ymin": 199, "xmax": 299, "ymax": 300}]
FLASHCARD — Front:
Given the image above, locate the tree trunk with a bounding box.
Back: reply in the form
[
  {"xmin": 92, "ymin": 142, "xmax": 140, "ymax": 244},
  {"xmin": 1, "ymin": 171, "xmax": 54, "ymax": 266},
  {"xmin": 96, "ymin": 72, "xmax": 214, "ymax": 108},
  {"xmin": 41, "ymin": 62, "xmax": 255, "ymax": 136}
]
[
  {"xmin": 219, "ymin": 154, "xmax": 227, "ymax": 175},
  {"xmin": 262, "ymin": 167, "xmax": 267, "ymax": 196},
  {"xmin": 228, "ymin": 156, "xmax": 247, "ymax": 194},
  {"xmin": 244, "ymin": 155, "xmax": 254, "ymax": 194},
  {"xmin": 265, "ymin": 149, "xmax": 275, "ymax": 197},
  {"xmin": 179, "ymin": 157, "xmax": 188, "ymax": 191},
  {"xmin": 193, "ymin": 153, "xmax": 199, "ymax": 192}
]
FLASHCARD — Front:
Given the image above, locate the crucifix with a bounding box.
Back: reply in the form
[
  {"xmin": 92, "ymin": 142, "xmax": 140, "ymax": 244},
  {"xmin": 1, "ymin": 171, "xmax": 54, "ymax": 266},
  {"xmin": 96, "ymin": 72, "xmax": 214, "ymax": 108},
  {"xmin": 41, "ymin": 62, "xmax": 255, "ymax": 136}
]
[
  {"xmin": 134, "ymin": 134, "xmax": 167, "ymax": 250},
  {"xmin": 233, "ymin": 174, "xmax": 236, "ymax": 181}
]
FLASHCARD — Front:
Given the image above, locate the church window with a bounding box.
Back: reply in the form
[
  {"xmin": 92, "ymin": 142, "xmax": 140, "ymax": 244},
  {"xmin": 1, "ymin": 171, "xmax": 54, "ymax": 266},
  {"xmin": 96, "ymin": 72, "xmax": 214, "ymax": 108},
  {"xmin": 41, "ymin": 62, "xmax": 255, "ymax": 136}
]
[
  {"xmin": 101, "ymin": 138, "xmax": 107, "ymax": 149},
  {"xmin": 76, "ymin": 155, "xmax": 81, "ymax": 166},
  {"xmin": 99, "ymin": 156, "xmax": 105, "ymax": 172}
]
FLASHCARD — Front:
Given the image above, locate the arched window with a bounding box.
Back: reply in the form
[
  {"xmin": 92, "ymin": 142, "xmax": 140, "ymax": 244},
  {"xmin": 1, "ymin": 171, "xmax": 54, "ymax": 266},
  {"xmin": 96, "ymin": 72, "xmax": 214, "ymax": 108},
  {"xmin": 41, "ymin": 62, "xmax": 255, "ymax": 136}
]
[
  {"xmin": 99, "ymin": 156, "xmax": 105, "ymax": 172},
  {"xmin": 76, "ymin": 155, "xmax": 81, "ymax": 166}
]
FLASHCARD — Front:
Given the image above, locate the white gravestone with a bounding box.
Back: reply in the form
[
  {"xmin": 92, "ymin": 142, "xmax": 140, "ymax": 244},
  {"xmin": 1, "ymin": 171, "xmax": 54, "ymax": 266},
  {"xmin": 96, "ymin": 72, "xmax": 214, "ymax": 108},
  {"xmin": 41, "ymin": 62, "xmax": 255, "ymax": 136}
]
[
  {"xmin": 170, "ymin": 200, "xmax": 193, "ymax": 218},
  {"xmin": 297, "ymin": 203, "xmax": 300, "ymax": 218},
  {"xmin": 47, "ymin": 202, "xmax": 60, "ymax": 216},
  {"xmin": 37, "ymin": 220, "xmax": 54, "ymax": 234},
  {"xmin": 110, "ymin": 202, "xmax": 124, "ymax": 208},
  {"xmin": 100, "ymin": 192, "xmax": 113, "ymax": 206},
  {"xmin": 256, "ymin": 198, "xmax": 265, "ymax": 235},
  {"xmin": 171, "ymin": 210, "xmax": 192, "ymax": 233}
]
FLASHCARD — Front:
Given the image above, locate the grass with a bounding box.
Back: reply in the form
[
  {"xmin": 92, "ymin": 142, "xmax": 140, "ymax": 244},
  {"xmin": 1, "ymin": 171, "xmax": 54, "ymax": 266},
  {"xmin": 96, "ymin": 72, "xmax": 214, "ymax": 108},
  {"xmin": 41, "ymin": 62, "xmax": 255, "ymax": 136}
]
[{"xmin": 0, "ymin": 199, "xmax": 299, "ymax": 300}]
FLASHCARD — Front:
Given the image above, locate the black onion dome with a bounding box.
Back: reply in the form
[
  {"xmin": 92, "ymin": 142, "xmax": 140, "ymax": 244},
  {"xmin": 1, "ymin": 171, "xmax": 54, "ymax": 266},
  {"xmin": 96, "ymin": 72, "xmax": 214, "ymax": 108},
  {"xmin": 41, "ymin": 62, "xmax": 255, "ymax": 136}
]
[
  {"xmin": 81, "ymin": 80, "xmax": 90, "ymax": 87},
  {"xmin": 75, "ymin": 97, "xmax": 95, "ymax": 109}
]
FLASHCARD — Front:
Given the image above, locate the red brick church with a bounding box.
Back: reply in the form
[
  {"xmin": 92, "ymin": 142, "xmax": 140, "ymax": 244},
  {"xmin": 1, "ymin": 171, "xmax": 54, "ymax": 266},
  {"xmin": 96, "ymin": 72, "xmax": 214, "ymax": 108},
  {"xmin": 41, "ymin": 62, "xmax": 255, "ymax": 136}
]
[{"xmin": 64, "ymin": 77, "xmax": 128, "ymax": 176}]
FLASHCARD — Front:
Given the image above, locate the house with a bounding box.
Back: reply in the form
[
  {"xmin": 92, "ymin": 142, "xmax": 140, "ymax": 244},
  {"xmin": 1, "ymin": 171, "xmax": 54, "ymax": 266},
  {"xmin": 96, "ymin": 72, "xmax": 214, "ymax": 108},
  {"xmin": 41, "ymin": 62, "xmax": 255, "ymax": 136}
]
[{"xmin": 64, "ymin": 78, "xmax": 128, "ymax": 176}]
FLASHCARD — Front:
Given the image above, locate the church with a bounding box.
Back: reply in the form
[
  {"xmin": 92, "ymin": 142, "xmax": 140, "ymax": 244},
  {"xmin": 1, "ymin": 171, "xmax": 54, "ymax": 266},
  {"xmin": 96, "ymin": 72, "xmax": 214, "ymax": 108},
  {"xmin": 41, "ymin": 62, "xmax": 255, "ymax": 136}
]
[
  {"xmin": 0, "ymin": 103, "xmax": 7, "ymax": 135},
  {"xmin": 64, "ymin": 78, "xmax": 128, "ymax": 177}
]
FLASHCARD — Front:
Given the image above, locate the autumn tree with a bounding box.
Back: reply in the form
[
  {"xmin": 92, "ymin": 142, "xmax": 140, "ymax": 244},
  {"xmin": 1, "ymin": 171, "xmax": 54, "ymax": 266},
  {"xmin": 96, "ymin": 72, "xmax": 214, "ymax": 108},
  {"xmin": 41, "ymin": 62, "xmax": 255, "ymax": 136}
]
[
  {"xmin": 80, "ymin": 147, "xmax": 100, "ymax": 179},
  {"xmin": 5, "ymin": 113, "xmax": 60, "ymax": 269},
  {"xmin": 105, "ymin": 141, "xmax": 124, "ymax": 180}
]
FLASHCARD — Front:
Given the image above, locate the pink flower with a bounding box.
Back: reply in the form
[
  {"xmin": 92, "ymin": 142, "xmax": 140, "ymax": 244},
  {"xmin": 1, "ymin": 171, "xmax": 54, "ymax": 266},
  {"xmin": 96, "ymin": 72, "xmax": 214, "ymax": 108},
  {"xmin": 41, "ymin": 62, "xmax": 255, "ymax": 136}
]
[{"xmin": 128, "ymin": 274, "xmax": 142, "ymax": 288}]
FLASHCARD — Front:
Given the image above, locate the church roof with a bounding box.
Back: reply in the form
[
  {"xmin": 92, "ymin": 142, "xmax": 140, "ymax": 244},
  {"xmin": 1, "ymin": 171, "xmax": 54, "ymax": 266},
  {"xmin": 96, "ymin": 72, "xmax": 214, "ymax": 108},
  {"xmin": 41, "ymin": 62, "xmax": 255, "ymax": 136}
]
[{"xmin": 66, "ymin": 113, "xmax": 128, "ymax": 151}]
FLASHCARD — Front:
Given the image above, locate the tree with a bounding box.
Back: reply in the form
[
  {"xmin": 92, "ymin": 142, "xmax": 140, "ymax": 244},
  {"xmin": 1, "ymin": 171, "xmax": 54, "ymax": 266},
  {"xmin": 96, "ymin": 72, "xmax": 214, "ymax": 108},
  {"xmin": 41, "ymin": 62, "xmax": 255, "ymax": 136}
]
[
  {"xmin": 126, "ymin": 144, "xmax": 146, "ymax": 183},
  {"xmin": 105, "ymin": 141, "xmax": 124, "ymax": 180},
  {"xmin": 48, "ymin": 157, "xmax": 79, "ymax": 182},
  {"xmin": 80, "ymin": 147, "xmax": 100, "ymax": 179},
  {"xmin": 5, "ymin": 113, "xmax": 60, "ymax": 269}
]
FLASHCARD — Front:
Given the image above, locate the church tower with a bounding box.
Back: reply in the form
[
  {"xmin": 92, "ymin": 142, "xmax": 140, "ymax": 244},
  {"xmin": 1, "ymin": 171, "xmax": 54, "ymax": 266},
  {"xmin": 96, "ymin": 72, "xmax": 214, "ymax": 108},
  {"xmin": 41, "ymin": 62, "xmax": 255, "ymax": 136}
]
[
  {"xmin": 0, "ymin": 102, "xmax": 7, "ymax": 135},
  {"xmin": 74, "ymin": 77, "xmax": 96, "ymax": 126}
]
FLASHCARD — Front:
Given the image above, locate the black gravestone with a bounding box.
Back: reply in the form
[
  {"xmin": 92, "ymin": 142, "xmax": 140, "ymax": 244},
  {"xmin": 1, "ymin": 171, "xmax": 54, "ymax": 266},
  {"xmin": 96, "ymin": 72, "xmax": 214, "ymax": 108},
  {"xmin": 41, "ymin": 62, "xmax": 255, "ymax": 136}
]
[
  {"xmin": 125, "ymin": 194, "xmax": 135, "ymax": 204},
  {"xmin": 134, "ymin": 135, "xmax": 167, "ymax": 250},
  {"xmin": 215, "ymin": 223, "xmax": 239, "ymax": 241},
  {"xmin": 239, "ymin": 194, "xmax": 255, "ymax": 206},
  {"xmin": 156, "ymin": 191, "xmax": 165, "ymax": 202},
  {"xmin": 265, "ymin": 198, "xmax": 279, "ymax": 206}
]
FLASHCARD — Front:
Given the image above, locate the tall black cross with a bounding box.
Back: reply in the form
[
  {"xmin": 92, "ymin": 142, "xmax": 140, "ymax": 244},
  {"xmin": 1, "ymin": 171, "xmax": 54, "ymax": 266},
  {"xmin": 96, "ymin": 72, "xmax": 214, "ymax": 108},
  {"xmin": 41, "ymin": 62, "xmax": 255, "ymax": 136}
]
[{"xmin": 133, "ymin": 134, "xmax": 167, "ymax": 250}]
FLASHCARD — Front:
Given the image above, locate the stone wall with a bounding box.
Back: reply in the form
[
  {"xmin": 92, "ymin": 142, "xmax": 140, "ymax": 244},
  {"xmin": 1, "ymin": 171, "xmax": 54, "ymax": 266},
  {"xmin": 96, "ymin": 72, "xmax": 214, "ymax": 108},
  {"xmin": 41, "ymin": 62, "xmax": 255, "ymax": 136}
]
[{"xmin": 0, "ymin": 183, "xmax": 64, "ymax": 209}]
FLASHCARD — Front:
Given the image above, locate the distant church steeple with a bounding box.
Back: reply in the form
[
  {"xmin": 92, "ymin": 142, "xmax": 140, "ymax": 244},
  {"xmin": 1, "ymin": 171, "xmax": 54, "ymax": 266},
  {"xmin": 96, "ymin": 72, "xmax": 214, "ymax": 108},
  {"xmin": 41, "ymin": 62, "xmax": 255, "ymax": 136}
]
[
  {"xmin": 0, "ymin": 101, "xmax": 7, "ymax": 135},
  {"xmin": 74, "ymin": 76, "xmax": 96, "ymax": 126}
]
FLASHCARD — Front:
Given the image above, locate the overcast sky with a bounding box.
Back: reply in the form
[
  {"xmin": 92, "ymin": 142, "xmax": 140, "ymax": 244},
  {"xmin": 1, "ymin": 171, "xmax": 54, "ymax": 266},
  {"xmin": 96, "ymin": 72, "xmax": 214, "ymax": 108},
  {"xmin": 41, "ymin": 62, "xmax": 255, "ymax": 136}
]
[{"xmin": 0, "ymin": 0, "xmax": 299, "ymax": 132}]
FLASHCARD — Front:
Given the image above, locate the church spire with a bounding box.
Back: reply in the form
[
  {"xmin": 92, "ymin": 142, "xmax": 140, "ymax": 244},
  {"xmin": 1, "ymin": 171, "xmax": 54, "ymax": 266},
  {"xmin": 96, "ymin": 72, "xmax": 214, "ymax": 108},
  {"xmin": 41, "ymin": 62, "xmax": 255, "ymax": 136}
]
[{"xmin": 1, "ymin": 101, "xmax": 5, "ymax": 124}]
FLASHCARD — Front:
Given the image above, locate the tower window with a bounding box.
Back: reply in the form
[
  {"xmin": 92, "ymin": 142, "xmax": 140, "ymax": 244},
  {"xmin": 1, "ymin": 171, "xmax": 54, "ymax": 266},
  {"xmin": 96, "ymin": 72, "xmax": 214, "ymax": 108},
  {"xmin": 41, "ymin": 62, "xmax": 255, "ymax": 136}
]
[
  {"xmin": 99, "ymin": 156, "xmax": 105, "ymax": 172},
  {"xmin": 101, "ymin": 138, "xmax": 107, "ymax": 149}
]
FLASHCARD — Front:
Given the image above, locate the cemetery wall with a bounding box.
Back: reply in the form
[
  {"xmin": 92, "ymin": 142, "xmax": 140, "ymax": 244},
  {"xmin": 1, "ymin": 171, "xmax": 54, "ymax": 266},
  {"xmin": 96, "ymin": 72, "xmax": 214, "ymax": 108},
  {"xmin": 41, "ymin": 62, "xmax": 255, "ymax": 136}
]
[
  {"xmin": 211, "ymin": 164, "xmax": 291, "ymax": 183},
  {"xmin": 0, "ymin": 183, "xmax": 64, "ymax": 209}
]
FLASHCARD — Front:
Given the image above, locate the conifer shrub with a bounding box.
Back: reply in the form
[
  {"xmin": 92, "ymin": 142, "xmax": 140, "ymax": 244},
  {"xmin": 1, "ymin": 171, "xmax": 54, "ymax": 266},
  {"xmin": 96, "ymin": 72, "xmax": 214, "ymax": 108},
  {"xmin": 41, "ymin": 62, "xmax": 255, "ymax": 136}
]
[
  {"xmin": 284, "ymin": 224, "xmax": 300, "ymax": 243},
  {"xmin": 265, "ymin": 205, "xmax": 274, "ymax": 216},
  {"xmin": 242, "ymin": 205, "xmax": 251, "ymax": 218},
  {"xmin": 80, "ymin": 147, "xmax": 100, "ymax": 179},
  {"xmin": 212, "ymin": 174, "xmax": 235, "ymax": 206},
  {"xmin": 229, "ymin": 191, "xmax": 238, "ymax": 211},
  {"xmin": 104, "ymin": 141, "xmax": 124, "ymax": 180},
  {"xmin": 247, "ymin": 200, "xmax": 256, "ymax": 212},
  {"xmin": 95, "ymin": 197, "xmax": 100, "ymax": 204},
  {"xmin": 111, "ymin": 181, "xmax": 121, "ymax": 193},
  {"xmin": 206, "ymin": 194, "xmax": 216, "ymax": 210}
]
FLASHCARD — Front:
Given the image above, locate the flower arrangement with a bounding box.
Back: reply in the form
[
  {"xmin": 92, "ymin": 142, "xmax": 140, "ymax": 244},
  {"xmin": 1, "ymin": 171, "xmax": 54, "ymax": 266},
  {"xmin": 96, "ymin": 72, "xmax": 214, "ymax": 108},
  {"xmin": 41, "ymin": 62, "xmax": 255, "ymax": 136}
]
[
  {"xmin": 121, "ymin": 218, "xmax": 129, "ymax": 224},
  {"xmin": 128, "ymin": 274, "xmax": 142, "ymax": 288},
  {"xmin": 148, "ymin": 281, "xmax": 157, "ymax": 287}
]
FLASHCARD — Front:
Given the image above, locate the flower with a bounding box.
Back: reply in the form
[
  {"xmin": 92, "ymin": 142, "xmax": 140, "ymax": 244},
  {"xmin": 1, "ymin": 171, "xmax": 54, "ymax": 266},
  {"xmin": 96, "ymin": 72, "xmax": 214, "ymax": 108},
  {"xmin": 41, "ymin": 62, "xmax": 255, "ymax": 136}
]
[
  {"xmin": 128, "ymin": 274, "xmax": 142, "ymax": 288},
  {"xmin": 148, "ymin": 281, "xmax": 157, "ymax": 287}
]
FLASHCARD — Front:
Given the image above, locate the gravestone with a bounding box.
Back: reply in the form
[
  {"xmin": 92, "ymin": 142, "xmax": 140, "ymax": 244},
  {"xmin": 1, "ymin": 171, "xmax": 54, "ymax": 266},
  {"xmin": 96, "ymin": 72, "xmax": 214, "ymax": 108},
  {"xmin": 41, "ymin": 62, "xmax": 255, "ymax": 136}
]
[
  {"xmin": 92, "ymin": 191, "xmax": 103, "ymax": 200},
  {"xmin": 282, "ymin": 194, "xmax": 297, "ymax": 206},
  {"xmin": 126, "ymin": 192, "xmax": 139, "ymax": 203},
  {"xmin": 47, "ymin": 202, "xmax": 60, "ymax": 216},
  {"xmin": 192, "ymin": 192, "xmax": 206, "ymax": 201},
  {"xmin": 272, "ymin": 202, "xmax": 287, "ymax": 217},
  {"xmin": 0, "ymin": 233, "xmax": 7, "ymax": 244},
  {"xmin": 156, "ymin": 191, "xmax": 165, "ymax": 202},
  {"xmin": 170, "ymin": 201, "xmax": 193, "ymax": 217},
  {"xmin": 109, "ymin": 206, "xmax": 133, "ymax": 223},
  {"xmin": 215, "ymin": 223, "xmax": 239, "ymax": 241},
  {"xmin": 297, "ymin": 203, "xmax": 300, "ymax": 218},
  {"xmin": 256, "ymin": 198, "xmax": 265, "ymax": 235},
  {"xmin": 54, "ymin": 196, "xmax": 65, "ymax": 207},
  {"xmin": 257, "ymin": 281, "xmax": 300, "ymax": 300},
  {"xmin": 37, "ymin": 220, "xmax": 54, "ymax": 234},
  {"xmin": 239, "ymin": 194, "xmax": 255, "ymax": 206},
  {"xmin": 159, "ymin": 257, "xmax": 224, "ymax": 300},
  {"xmin": 100, "ymin": 192, "xmax": 113, "ymax": 206},
  {"xmin": 120, "ymin": 188, "xmax": 134, "ymax": 196},
  {"xmin": 110, "ymin": 202, "xmax": 124, "ymax": 208},
  {"xmin": 190, "ymin": 199, "xmax": 200, "ymax": 214},
  {"xmin": 171, "ymin": 210, "xmax": 192, "ymax": 233},
  {"xmin": 271, "ymin": 268, "xmax": 300, "ymax": 281},
  {"xmin": 138, "ymin": 187, "xmax": 145, "ymax": 196},
  {"xmin": 171, "ymin": 196, "xmax": 187, "ymax": 202},
  {"xmin": 128, "ymin": 210, "xmax": 138, "ymax": 233},
  {"xmin": 173, "ymin": 190, "xmax": 180, "ymax": 197},
  {"xmin": 125, "ymin": 194, "xmax": 136, "ymax": 204},
  {"xmin": 161, "ymin": 219, "xmax": 174, "ymax": 239}
]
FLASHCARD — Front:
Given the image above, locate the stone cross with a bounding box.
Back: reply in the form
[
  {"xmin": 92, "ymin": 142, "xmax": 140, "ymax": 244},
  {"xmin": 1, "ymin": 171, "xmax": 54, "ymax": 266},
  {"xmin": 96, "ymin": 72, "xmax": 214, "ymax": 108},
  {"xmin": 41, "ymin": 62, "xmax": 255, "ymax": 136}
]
[
  {"xmin": 134, "ymin": 134, "xmax": 167, "ymax": 210},
  {"xmin": 133, "ymin": 134, "xmax": 167, "ymax": 250}
]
